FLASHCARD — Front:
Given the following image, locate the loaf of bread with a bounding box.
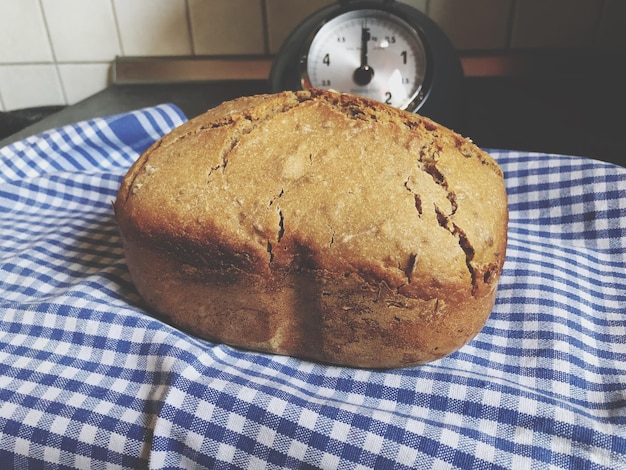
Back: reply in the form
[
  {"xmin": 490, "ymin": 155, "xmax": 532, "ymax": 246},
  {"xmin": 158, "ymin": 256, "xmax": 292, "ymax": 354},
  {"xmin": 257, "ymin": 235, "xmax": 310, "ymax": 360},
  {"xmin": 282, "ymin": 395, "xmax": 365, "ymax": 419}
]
[{"xmin": 114, "ymin": 89, "xmax": 508, "ymax": 368}]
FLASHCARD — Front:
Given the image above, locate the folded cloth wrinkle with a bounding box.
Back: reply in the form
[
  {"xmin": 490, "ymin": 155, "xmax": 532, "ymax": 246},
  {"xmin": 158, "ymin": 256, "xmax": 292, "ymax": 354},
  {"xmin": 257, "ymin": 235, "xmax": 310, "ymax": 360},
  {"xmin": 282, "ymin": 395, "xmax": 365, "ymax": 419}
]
[{"xmin": 1, "ymin": 104, "xmax": 625, "ymax": 469}]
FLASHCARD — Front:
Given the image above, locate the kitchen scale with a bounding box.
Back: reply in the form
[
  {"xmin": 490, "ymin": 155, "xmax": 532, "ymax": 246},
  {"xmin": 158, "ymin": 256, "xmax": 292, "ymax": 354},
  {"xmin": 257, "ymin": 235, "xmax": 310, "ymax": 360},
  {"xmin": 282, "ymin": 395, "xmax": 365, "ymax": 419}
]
[{"xmin": 269, "ymin": 0, "xmax": 464, "ymax": 129}]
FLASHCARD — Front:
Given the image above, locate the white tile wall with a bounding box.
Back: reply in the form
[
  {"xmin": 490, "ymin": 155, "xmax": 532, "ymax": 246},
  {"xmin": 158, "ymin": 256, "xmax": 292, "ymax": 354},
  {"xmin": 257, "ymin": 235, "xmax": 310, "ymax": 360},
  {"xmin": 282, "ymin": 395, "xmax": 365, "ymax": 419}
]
[
  {"xmin": 57, "ymin": 63, "xmax": 112, "ymax": 105},
  {"xmin": 0, "ymin": 65, "xmax": 65, "ymax": 110},
  {"xmin": 428, "ymin": 0, "xmax": 514, "ymax": 50},
  {"xmin": 188, "ymin": 0, "xmax": 265, "ymax": 55},
  {"xmin": 41, "ymin": 0, "xmax": 121, "ymax": 62},
  {"xmin": 0, "ymin": 0, "xmax": 624, "ymax": 113},
  {"xmin": 0, "ymin": 0, "xmax": 53, "ymax": 63},
  {"xmin": 113, "ymin": 0, "xmax": 192, "ymax": 56},
  {"xmin": 511, "ymin": 0, "xmax": 602, "ymax": 49}
]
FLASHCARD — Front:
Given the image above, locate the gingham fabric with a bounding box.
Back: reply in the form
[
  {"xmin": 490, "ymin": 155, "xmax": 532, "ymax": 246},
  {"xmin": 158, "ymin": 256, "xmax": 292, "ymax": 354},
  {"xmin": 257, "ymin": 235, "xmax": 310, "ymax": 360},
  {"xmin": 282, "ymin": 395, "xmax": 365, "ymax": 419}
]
[{"xmin": 1, "ymin": 104, "xmax": 625, "ymax": 469}]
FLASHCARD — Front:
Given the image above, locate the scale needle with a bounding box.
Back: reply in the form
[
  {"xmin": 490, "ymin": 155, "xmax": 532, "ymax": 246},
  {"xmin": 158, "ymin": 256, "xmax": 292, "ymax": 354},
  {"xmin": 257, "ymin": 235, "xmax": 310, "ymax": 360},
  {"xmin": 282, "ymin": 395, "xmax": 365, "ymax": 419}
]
[{"xmin": 353, "ymin": 27, "xmax": 375, "ymax": 86}]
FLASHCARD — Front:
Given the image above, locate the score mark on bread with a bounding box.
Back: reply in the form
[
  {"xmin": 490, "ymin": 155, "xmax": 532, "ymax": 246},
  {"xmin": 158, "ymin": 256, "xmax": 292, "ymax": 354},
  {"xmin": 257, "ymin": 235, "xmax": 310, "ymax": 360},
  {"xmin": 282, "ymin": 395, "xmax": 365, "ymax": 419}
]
[{"xmin": 115, "ymin": 89, "xmax": 508, "ymax": 368}]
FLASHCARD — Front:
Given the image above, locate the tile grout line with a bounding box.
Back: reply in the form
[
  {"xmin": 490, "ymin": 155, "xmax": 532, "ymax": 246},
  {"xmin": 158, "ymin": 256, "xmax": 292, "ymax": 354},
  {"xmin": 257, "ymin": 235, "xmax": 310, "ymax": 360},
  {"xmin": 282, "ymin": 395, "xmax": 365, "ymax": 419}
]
[
  {"xmin": 261, "ymin": 0, "xmax": 271, "ymax": 55},
  {"xmin": 38, "ymin": 0, "xmax": 68, "ymax": 107},
  {"xmin": 109, "ymin": 0, "xmax": 125, "ymax": 93},
  {"xmin": 505, "ymin": 0, "xmax": 517, "ymax": 49},
  {"xmin": 185, "ymin": 0, "xmax": 197, "ymax": 56},
  {"xmin": 110, "ymin": 0, "xmax": 126, "ymax": 57}
]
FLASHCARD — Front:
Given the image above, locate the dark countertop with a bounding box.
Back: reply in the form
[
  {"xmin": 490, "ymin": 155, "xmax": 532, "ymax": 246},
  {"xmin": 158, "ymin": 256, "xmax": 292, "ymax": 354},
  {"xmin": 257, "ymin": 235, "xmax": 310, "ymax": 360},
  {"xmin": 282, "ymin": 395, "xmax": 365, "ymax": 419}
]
[
  {"xmin": 2, "ymin": 76, "xmax": 624, "ymax": 168},
  {"xmin": 0, "ymin": 81, "xmax": 269, "ymax": 146}
]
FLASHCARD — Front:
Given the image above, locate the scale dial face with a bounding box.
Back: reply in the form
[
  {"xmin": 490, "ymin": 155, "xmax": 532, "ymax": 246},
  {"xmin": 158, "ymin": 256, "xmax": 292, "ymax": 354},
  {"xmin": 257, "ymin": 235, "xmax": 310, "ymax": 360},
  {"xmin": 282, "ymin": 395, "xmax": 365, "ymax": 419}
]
[{"xmin": 301, "ymin": 9, "xmax": 428, "ymax": 110}]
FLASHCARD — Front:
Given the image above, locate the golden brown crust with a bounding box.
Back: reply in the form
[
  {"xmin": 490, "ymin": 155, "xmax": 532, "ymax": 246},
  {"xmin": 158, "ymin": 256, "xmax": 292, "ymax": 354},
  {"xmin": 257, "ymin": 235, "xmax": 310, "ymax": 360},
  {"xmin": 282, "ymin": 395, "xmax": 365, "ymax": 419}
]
[{"xmin": 115, "ymin": 89, "xmax": 508, "ymax": 368}]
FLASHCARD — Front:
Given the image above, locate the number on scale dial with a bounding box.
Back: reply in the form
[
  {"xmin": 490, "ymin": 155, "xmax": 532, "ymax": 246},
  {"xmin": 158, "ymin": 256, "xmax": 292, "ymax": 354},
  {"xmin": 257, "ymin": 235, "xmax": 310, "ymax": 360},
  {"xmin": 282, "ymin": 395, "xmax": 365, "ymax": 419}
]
[{"xmin": 302, "ymin": 9, "xmax": 427, "ymax": 110}]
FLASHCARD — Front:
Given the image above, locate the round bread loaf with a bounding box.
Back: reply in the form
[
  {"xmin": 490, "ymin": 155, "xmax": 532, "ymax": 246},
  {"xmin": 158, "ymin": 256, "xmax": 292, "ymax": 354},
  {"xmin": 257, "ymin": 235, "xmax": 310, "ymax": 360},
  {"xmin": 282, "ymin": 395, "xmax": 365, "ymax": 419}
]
[{"xmin": 114, "ymin": 89, "xmax": 508, "ymax": 368}]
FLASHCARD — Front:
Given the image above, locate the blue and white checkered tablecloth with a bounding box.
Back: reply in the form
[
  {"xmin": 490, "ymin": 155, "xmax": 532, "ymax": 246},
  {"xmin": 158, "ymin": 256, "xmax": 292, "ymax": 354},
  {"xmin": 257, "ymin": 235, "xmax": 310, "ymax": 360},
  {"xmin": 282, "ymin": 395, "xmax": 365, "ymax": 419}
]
[{"xmin": 1, "ymin": 104, "xmax": 625, "ymax": 469}]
